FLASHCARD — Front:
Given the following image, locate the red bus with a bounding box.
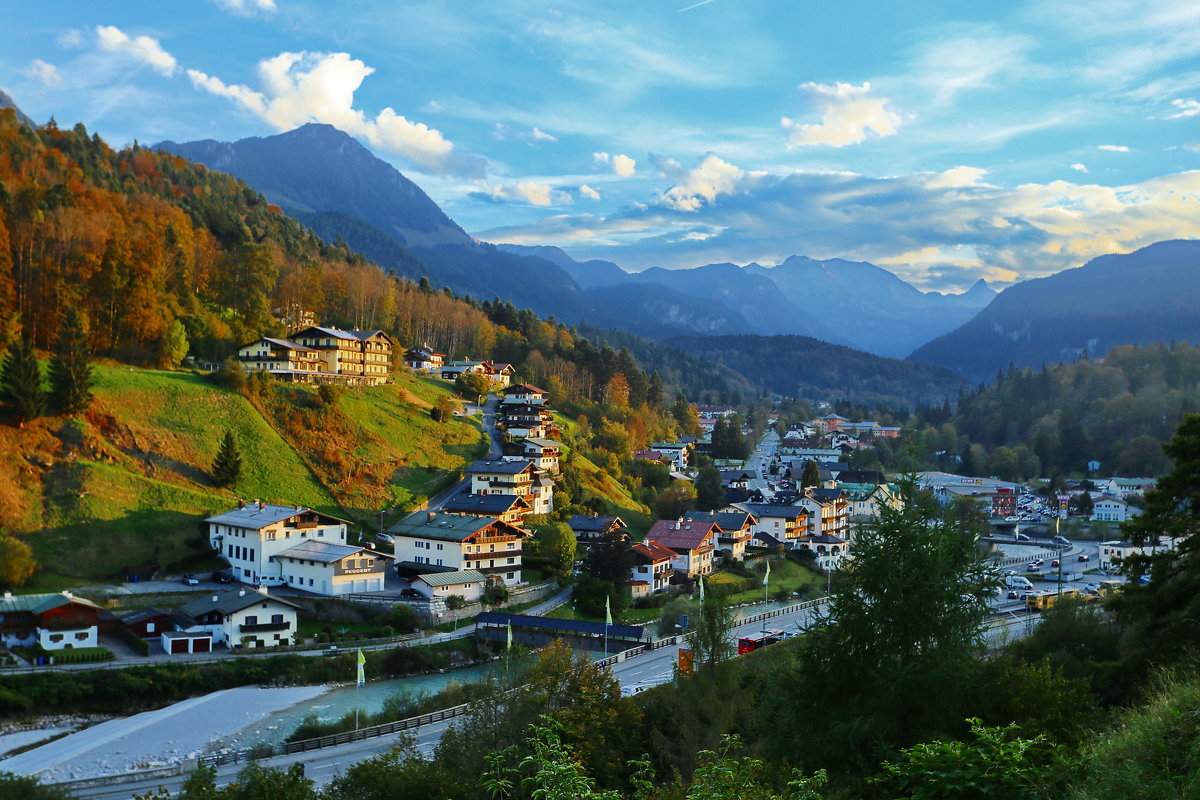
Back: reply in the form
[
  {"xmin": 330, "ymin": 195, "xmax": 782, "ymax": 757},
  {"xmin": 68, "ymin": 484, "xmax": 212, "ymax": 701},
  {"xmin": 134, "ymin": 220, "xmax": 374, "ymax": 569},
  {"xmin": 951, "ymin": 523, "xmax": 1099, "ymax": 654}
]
[{"xmin": 737, "ymin": 630, "xmax": 787, "ymax": 655}]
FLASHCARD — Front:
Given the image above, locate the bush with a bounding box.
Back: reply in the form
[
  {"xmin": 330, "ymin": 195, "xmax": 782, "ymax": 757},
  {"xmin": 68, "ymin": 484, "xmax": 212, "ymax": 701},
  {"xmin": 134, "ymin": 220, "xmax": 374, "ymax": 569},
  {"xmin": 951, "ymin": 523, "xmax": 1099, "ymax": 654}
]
[{"xmin": 446, "ymin": 595, "xmax": 468, "ymax": 610}]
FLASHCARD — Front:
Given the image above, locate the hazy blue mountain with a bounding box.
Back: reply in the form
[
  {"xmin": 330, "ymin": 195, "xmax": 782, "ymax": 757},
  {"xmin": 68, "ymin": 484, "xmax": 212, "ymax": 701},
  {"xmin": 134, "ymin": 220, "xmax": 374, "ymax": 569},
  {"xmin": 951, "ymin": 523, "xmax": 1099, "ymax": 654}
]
[
  {"xmin": 498, "ymin": 243, "xmax": 628, "ymax": 289},
  {"xmin": 745, "ymin": 256, "xmax": 994, "ymax": 357},
  {"xmin": 585, "ymin": 282, "xmax": 755, "ymax": 338},
  {"xmin": 0, "ymin": 90, "xmax": 35, "ymax": 127},
  {"xmin": 628, "ymin": 262, "xmax": 839, "ymax": 341},
  {"xmin": 156, "ymin": 125, "xmax": 598, "ymax": 321},
  {"xmin": 667, "ymin": 334, "xmax": 968, "ymax": 408},
  {"xmin": 157, "ymin": 123, "xmax": 468, "ymax": 248},
  {"xmin": 909, "ymin": 240, "xmax": 1200, "ymax": 382}
]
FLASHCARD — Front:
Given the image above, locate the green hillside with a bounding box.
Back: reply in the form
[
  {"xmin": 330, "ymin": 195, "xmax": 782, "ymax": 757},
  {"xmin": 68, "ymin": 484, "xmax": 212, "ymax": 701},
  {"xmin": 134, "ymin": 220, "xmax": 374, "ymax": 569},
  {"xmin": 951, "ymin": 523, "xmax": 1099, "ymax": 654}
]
[{"xmin": 2, "ymin": 365, "xmax": 486, "ymax": 583}]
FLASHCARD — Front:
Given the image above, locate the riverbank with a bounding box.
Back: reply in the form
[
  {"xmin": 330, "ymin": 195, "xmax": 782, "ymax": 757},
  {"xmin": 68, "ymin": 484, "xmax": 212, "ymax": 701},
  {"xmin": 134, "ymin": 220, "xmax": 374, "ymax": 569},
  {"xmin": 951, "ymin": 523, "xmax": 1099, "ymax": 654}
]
[{"xmin": 1, "ymin": 686, "xmax": 329, "ymax": 782}]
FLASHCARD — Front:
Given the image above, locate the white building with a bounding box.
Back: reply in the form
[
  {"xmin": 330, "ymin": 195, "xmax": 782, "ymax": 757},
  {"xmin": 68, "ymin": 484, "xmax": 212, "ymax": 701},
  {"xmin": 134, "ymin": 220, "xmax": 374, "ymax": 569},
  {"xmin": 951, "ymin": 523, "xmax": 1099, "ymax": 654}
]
[
  {"xmin": 411, "ymin": 569, "xmax": 491, "ymax": 601},
  {"xmin": 177, "ymin": 589, "xmax": 301, "ymax": 649},
  {"xmin": 1092, "ymin": 496, "xmax": 1143, "ymax": 523},
  {"xmin": 0, "ymin": 591, "xmax": 102, "ymax": 652},
  {"xmin": 205, "ymin": 502, "xmax": 386, "ymax": 595},
  {"xmin": 1098, "ymin": 537, "xmax": 1179, "ymax": 572},
  {"xmin": 388, "ymin": 511, "xmax": 528, "ymax": 587}
]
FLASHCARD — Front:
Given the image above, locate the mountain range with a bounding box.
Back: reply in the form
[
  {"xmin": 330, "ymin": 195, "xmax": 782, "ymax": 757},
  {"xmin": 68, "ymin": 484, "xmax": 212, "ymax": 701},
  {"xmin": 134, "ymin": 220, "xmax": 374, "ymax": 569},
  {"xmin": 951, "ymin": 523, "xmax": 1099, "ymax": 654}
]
[
  {"xmin": 153, "ymin": 122, "xmax": 1200, "ymax": 387},
  {"xmin": 909, "ymin": 239, "xmax": 1200, "ymax": 382},
  {"xmin": 155, "ymin": 124, "xmax": 992, "ymax": 356}
]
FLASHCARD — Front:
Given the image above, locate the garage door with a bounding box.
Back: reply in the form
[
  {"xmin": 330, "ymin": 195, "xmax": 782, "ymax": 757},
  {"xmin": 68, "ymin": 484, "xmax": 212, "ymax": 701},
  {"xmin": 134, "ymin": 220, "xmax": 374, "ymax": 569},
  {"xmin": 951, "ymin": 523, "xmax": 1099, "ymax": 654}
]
[{"xmin": 171, "ymin": 638, "xmax": 188, "ymax": 654}]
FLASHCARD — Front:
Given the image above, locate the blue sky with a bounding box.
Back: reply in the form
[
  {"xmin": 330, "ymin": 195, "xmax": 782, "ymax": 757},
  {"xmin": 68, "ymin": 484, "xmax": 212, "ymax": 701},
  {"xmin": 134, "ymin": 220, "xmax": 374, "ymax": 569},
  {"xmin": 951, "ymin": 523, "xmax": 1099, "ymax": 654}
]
[{"xmin": 3, "ymin": 0, "xmax": 1199, "ymax": 290}]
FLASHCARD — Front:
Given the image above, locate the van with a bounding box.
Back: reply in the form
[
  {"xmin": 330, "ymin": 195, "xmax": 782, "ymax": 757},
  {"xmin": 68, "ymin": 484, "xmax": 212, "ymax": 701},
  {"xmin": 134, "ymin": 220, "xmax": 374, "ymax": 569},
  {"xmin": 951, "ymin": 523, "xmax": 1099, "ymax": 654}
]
[{"xmin": 1005, "ymin": 575, "xmax": 1034, "ymax": 590}]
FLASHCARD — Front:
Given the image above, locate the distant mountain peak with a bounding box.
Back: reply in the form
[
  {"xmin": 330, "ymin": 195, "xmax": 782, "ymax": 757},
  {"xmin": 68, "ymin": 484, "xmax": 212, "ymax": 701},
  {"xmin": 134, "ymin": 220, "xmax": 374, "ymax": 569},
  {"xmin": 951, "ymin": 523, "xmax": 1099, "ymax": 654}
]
[{"xmin": 0, "ymin": 90, "xmax": 35, "ymax": 127}]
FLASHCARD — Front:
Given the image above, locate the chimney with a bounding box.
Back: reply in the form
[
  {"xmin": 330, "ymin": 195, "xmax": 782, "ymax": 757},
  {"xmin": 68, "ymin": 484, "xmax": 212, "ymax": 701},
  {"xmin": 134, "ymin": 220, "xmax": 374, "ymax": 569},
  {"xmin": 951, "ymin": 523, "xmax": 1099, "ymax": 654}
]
[
  {"xmin": 212, "ymin": 594, "xmax": 219, "ymax": 603},
  {"xmin": 675, "ymin": 519, "xmax": 681, "ymax": 530},
  {"xmin": 62, "ymin": 590, "xmax": 73, "ymax": 599},
  {"xmin": 428, "ymin": 511, "xmax": 437, "ymax": 522},
  {"xmin": 258, "ymin": 500, "xmax": 265, "ymax": 510},
  {"xmin": 238, "ymin": 499, "xmax": 246, "ymax": 509},
  {"xmin": 256, "ymin": 585, "xmax": 269, "ymax": 595},
  {"xmin": 239, "ymin": 589, "xmax": 246, "ymax": 596}
]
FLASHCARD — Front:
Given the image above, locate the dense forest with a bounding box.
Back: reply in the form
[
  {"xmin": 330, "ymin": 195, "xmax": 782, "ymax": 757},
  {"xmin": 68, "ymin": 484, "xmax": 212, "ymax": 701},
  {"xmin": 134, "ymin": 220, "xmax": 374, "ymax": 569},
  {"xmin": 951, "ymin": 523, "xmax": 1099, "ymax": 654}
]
[
  {"xmin": 664, "ymin": 334, "xmax": 967, "ymax": 409},
  {"xmin": 902, "ymin": 342, "xmax": 1200, "ymax": 480}
]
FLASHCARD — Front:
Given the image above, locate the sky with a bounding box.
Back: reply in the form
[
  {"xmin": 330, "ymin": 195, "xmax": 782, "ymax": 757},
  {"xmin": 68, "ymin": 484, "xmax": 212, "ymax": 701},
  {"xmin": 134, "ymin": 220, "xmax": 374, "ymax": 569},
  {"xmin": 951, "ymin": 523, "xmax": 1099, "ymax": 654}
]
[{"xmin": 2, "ymin": 0, "xmax": 1199, "ymax": 291}]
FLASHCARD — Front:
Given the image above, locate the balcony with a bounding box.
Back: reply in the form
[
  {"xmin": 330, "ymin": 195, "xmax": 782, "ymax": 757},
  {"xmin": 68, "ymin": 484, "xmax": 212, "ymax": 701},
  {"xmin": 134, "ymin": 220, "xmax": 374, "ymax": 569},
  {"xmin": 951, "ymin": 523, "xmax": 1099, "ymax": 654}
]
[{"xmin": 240, "ymin": 621, "xmax": 291, "ymax": 633}]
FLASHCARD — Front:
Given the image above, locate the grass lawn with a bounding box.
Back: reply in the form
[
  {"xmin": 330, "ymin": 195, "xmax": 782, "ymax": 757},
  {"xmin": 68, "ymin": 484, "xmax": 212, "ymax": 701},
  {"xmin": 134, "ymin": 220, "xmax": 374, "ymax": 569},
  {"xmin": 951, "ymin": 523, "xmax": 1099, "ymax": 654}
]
[
  {"xmin": 709, "ymin": 559, "xmax": 827, "ymax": 605},
  {"xmin": 546, "ymin": 603, "xmax": 663, "ymax": 626}
]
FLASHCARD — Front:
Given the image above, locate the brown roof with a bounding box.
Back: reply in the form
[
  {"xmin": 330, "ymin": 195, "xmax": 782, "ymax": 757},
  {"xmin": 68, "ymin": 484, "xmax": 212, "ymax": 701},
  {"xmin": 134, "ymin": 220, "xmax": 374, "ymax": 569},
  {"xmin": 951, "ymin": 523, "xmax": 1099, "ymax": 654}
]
[
  {"xmin": 630, "ymin": 539, "xmax": 675, "ymax": 563},
  {"xmin": 647, "ymin": 520, "xmax": 718, "ymax": 552}
]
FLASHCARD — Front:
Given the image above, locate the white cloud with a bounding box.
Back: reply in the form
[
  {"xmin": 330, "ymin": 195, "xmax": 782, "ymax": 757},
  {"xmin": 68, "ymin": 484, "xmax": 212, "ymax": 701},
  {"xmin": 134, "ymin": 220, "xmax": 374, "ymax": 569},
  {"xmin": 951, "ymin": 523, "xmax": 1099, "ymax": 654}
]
[
  {"xmin": 187, "ymin": 51, "xmax": 482, "ymax": 177},
  {"xmin": 1185, "ymin": 141, "xmax": 1200, "ymax": 152},
  {"xmin": 657, "ymin": 152, "xmax": 767, "ymax": 212},
  {"xmin": 492, "ymin": 123, "xmax": 557, "ymax": 145},
  {"xmin": 95, "ymin": 25, "xmax": 177, "ymax": 76},
  {"xmin": 530, "ymin": 127, "xmax": 556, "ymax": 143},
  {"xmin": 516, "ymin": 182, "xmax": 554, "ymax": 206},
  {"xmin": 21, "ymin": 59, "xmax": 61, "ymax": 87},
  {"xmin": 922, "ymin": 166, "xmax": 991, "ymax": 189},
  {"xmin": 477, "ymin": 163, "xmax": 1200, "ymax": 289},
  {"xmin": 593, "ymin": 151, "xmax": 637, "ymax": 176},
  {"xmin": 907, "ymin": 30, "xmax": 1032, "ymax": 106},
  {"xmin": 57, "ymin": 29, "xmax": 85, "ymax": 49},
  {"xmin": 782, "ymin": 81, "xmax": 901, "ymax": 148},
  {"xmin": 1099, "ymin": 144, "xmax": 1131, "ymax": 152},
  {"xmin": 210, "ymin": 0, "xmax": 277, "ymax": 15},
  {"xmin": 579, "ymin": 184, "xmax": 601, "ymax": 200},
  {"xmin": 1168, "ymin": 98, "xmax": 1200, "ymax": 118},
  {"xmin": 1071, "ymin": 163, "xmax": 1088, "ymax": 172}
]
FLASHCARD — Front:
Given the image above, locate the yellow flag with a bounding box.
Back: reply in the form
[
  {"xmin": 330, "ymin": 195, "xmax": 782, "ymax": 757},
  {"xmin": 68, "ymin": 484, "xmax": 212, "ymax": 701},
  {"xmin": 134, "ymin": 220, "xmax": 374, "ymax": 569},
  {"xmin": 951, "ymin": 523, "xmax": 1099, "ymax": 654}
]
[
  {"xmin": 763, "ymin": 559, "xmax": 771, "ymax": 586},
  {"xmin": 356, "ymin": 648, "xmax": 366, "ymax": 687},
  {"xmin": 605, "ymin": 595, "xmax": 612, "ymax": 625},
  {"xmin": 506, "ymin": 622, "xmax": 513, "ymax": 650}
]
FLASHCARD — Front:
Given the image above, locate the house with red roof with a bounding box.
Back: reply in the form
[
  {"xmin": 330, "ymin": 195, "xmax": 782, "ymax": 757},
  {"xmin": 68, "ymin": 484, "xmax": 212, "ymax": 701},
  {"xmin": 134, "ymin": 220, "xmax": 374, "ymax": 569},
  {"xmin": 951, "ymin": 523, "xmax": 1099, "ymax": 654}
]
[
  {"xmin": 647, "ymin": 519, "xmax": 718, "ymax": 578},
  {"xmin": 629, "ymin": 539, "xmax": 676, "ymax": 597}
]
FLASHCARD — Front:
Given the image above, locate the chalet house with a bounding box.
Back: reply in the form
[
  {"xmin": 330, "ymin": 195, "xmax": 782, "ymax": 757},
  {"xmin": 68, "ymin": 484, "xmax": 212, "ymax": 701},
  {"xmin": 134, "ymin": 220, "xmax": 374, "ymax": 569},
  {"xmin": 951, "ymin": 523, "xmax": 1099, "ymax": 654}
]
[
  {"xmin": 497, "ymin": 395, "xmax": 555, "ymax": 439},
  {"xmin": 839, "ymin": 482, "xmax": 901, "ymax": 522},
  {"xmin": 467, "ymin": 458, "xmax": 553, "ymax": 515},
  {"xmin": 800, "ymin": 533, "xmax": 850, "ymax": 570},
  {"xmin": 404, "ymin": 345, "xmax": 446, "ymax": 373},
  {"xmin": 504, "ymin": 383, "xmax": 547, "ymax": 402},
  {"xmin": 272, "ymin": 540, "xmax": 389, "ymax": 595},
  {"xmin": 440, "ymin": 360, "xmax": 489, "ymax": 380},
  {"xmin": 733, "ymin": 503, "xmax": 810, "ymax": 548},
  {"xmin": 237, "ymin": 337, "xmax": 325, "ymax": 382},
  {"xmin": 442, "ymin": 491, "xmax": 532, "ymax": 525},
  {"xmin": 650, "ymin": 442, "xmax": 691, "ymax": 472},
  {"xmin": 719, "ymin": 470, "xmax": 755, "ymax": 490},
  {"xmin": 568, "ymin": 514, "xmax": 629, "ymax": 545},
  {"xmin": 1102, "ymin": 477, "xmax": 1156, "ymax": 499},
  {"xmin": 0, "ymin": 591, "xmax": 103, "ymax": 651},
  {"xmin": 411, "ymin": 569, "xmax": 491, "ymax": 602},
  {"xmin": 288, "ymin": 326, "xmax": 394, "ymax": 386},
  {"xmin": 520, "ymin": 438, "xmax": 564, "ymax": 474},
  {"xmin": 118, "ymin": 607, "xmax": 179, "ymax": 640},
  {"xmin": 206, "ymin": 503, "xmax": 386, "ymax": 595},
  {"xmin": 388, "ymin": 511, "xmax": 528, "ymax": 586},
  {"xmin": 684, "ymin": 510, "xmax": 755, "ymax": 561},
  {"xmin": 178, "ymin": 589, "xmax": 300, "ymax": 649},
  {"xmin": 797, "ymin": 488, "xmax": 851, "ymax": 540},
  {"xmin": 633, "ymin": 450, "xmax": 668, "ymax": 464},
  {"xmin": 814, "ymin": 413, "xmax": 849, "ymax": 433},
  {"xmin": 486, "ymin": 363, "xmax": 515, "ymax": 387},
  {"xmin": 647, "ymin": 519, "xmax": 717, "ymax": 579},
  {"xmin": 629, "ymin": 539, "xmax": 676, "ymax": 596},
  {"xmin": 1092, "ymin": 496, "xmax": 1143, "ymax": 523}
]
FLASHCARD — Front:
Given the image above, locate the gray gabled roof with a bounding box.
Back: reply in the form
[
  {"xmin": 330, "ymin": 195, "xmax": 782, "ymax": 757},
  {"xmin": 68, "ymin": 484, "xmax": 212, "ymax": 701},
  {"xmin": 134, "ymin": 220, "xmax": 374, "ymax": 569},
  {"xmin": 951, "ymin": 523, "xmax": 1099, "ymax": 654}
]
[
  {"xmin": 443, "ymin": 493, "xmax": 531, "ymax": 515},
  {"xmin": 413, "ymin": 569, "xmax": 489, "ymax": 588},
  {"xmin": 204, "ymin": 504, "xmax": 349, "ymax": 530},
  {"xmin": 387, "ymin": 511, "xmax": 523, "ymax": 543},
  {"xmin": 276, "ymin": 540, "xmax": 367, "ymax": 564},
  {"xmin": 0, "ymin": 592, "xmax": 101, "ymax": 615},
  {"xmin": 467, "ymin": 458, "xmax": 534, "ymax": 475},
  {"xmin": 735, "ymin": 503, "xmax": 807, "ymax": 519},
  {"xmin": 178, "ymin": 590, "xmax": 300, "ymax": 618}
]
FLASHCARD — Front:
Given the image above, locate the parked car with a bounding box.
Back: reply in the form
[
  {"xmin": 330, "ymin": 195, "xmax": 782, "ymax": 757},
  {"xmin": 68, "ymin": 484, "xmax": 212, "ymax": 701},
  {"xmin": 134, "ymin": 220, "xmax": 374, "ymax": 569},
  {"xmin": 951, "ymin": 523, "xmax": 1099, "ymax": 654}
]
[
  {"xmin": 1078, "ymin": 554, "xmax": 1090, "ymax": 562},
  {"xmin": 212, "ymin": 571, "xmax": 234, "ymax": 584},
  {"xmin": 182, "ymin": 573, "xmax": 199, "ymax": 586},
  {"xmin": 1007, "ymin": 590, "xmax": 1020, "ymax": 600},
  {"xmin": 400, "ymin": 588, "xmax": 423, "ymax": 599}
]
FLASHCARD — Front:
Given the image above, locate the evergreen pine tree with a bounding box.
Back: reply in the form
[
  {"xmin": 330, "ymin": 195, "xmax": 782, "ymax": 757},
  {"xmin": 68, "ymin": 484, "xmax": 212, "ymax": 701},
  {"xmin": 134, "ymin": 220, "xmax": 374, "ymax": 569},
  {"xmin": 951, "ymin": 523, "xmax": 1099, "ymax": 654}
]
[
  {"xmin": 0, "ymin": 336, "xmax": 46, "ymax": 424},
  {"xmin": 801, "ymin": 459, "xmax": 822, "ymax": 490},
  {"xmin": 212, "ymin": 430, "xmax": 243, "ymax": 487},
  {"xmin": 49, "ymin": 307, "xmax": 94, "ymax": 415}
]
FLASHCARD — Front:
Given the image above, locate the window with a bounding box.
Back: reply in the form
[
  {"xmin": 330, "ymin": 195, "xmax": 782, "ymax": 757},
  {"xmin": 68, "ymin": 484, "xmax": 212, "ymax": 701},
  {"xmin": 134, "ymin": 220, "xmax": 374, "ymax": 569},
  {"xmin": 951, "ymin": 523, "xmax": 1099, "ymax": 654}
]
[
  {"xmin": 245, "ymin": 615, "xmax": 258, "ymax": 625},
  {"xmin": 507, "ymin": 557, "xmax": 515, "ymax": 565},
  {"xmin": 436, "ymin": 543, "xmax": 444, "ymax": 551},
  {"xmin": 506, "ymin": 572, "xmax": 515, "ymax": 580},
  {"xmin": 146, "ymin": 623, "xmax": 155, "ymax": 633},
  {"xmin": 244, "ymin": 568, "xmax": 252, "ymax": 577},
  {"xmin": 271, "ymin": 614, "xmax": 284, "ymax": 624},
  {"xmin": 50, "ymin": 634, "xmax": 63, "ymax": 643}
]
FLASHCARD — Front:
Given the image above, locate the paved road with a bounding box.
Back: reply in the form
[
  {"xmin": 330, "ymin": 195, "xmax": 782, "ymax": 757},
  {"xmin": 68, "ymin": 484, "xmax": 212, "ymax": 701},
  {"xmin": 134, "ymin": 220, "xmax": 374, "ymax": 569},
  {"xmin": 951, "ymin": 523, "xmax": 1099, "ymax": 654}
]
[
  {"xmin": 427, "ymin": 393, "xmax": 501, "ymax": 512},
  {"xmin": 745, "ymin": 430, "xmax": 779, "ymax": 500}
]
